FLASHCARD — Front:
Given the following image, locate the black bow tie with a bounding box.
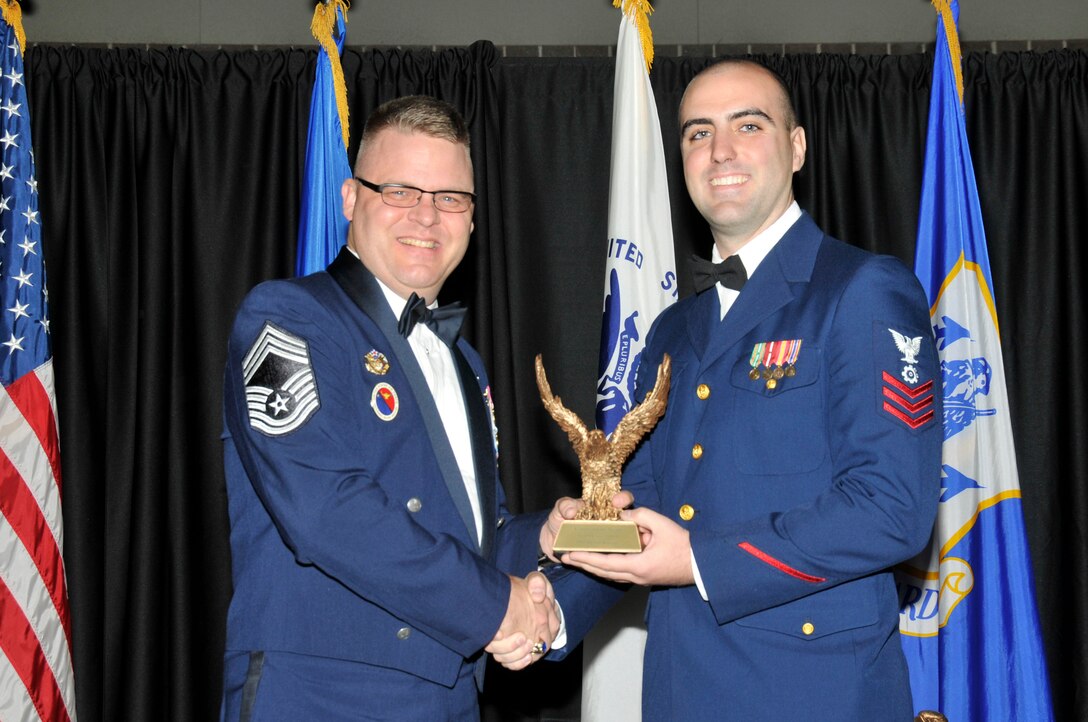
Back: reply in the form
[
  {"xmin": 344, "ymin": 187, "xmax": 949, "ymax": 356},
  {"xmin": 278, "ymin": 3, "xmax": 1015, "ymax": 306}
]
[
  {"xmin": 690, "ymin": 253, "xmax": 748, "ymax": 293},
  {"xmin": 397, "ymin": 292, "xmax": 466, "ymax": 347}
]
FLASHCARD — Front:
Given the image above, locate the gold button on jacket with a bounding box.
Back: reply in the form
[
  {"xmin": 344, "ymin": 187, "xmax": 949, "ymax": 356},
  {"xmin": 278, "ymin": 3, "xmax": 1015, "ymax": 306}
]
[
  {"xmin": 696, "ymin": 383, "xmax": 710, "ymax": 400},
  {"xmin": 802, "ymin": 622, "xmax": 815, "ymax": 636},
  {"xmin": 691, "ymin": 443, "xmax": 703, "ymax": 459},
  {"xmin": 679, "ymin": 504, "xmax": 695, "ymax": 521}
]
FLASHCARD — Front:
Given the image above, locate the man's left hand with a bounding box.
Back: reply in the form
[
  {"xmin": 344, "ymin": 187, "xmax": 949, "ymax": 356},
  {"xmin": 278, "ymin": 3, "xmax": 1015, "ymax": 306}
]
[{"xmin": 561, "ymin": 506, "xmax": 695, "ymax": 587}]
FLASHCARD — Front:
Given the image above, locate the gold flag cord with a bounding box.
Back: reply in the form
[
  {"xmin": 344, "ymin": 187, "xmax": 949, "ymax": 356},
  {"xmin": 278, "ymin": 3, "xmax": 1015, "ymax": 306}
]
[
  {"xmin": 613, "ymin": 0, "xmax": 655, "ymax": 72},
  {"xmin": 931, "ymin": 0, "xmax": 965, "ymax": 106},
  {"xmin": 1, "ymin": 0, "xmax": 26, "ymax": 55},
  {"xmin": 311, "ymin": 0, "xmax": 351, "ymax": 150}
]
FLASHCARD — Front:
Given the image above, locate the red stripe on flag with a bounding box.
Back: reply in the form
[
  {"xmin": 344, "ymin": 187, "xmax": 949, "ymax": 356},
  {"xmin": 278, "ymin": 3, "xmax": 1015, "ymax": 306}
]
[
  {"xmin": 0, "ymin": 575, "xmax": 72, "ymax": 722},
  {"xmin": 0, "ymin": 449, "xmax": 73, "ymax": 648},
  {"xmin": 4, "ymin": 372, "xmax": 62, "ymax": 493},
  {"xmin": 738, "ymin": 541, "xmax": 826, "ymax": 583}
]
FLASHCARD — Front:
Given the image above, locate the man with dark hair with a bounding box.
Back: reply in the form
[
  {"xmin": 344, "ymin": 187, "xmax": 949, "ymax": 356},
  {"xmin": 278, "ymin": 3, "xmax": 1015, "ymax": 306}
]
[
  {"xmin": 535, "ymin": 60, "xmax": 942, "ymax": 720},
  {"xmin": 220, "ymin": 95, "xmax": 557, "ymax": 720}
]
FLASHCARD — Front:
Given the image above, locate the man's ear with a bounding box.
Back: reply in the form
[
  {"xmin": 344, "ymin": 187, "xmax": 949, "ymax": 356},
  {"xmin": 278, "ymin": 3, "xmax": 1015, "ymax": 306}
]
[
  {"xmin": 791, "ymin": 126, "xmax": 807, "ymax": 173},
  {"xmin": 341, "ymin": 177, "xmax": 357, "ymax": 221}
]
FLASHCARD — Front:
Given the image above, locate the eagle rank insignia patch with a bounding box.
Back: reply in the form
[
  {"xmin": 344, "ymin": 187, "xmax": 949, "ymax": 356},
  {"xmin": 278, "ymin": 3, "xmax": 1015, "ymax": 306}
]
[
  {"xmin": 242, "ymin": 322, "xmax": 321, "ymax": 436},
  {"xmin": 882, "ymin": 326, "xmax": 934, "ymax": 430}
]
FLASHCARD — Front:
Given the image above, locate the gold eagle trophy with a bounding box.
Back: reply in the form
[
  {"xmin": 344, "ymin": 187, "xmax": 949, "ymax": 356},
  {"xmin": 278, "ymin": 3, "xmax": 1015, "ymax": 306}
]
[{"xmin": 534, "ymin": 353, "xmax": 671, "ymax": 553}]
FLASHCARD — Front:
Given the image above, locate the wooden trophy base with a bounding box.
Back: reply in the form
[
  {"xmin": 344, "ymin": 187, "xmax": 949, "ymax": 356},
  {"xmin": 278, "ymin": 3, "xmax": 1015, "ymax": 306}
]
[{"xmin": 552, "ymin": 520, "xmax": 643, "ymax": 553}]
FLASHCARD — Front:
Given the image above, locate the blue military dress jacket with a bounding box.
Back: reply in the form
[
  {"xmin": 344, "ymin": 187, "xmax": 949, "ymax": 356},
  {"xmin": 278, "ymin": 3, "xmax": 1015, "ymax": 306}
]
[
  {"xmin": 553, "ymin": 213, "xmax": 942, "ymax": 721},
  {"xmin": 220, "ymin": 250, "xmax": 542, "ymax": 715}
]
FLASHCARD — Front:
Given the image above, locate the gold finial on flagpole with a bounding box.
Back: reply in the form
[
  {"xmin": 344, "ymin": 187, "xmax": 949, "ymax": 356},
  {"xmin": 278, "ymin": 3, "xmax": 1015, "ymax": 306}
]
[
  {"xmin": 310, "ymin": 0, "xmax": 351, "ymax": 149},
  {"xmin": 931, "ymin": 0, "xmax": 965, "ymax": 106},
  {"xmin": 1, "ymin": 0, "xmax": 26, "ymax": 55},
  {"xmin": 614, "ymin": 0, "xmax": 656, "ymax": 72}
]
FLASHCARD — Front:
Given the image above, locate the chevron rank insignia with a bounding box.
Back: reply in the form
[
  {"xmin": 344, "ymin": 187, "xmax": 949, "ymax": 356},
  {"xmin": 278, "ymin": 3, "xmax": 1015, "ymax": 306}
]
[
  {"xmin": 242, "ymin": 322, "xmax": 320, "ymax": 436},
  {"xmin": 882, "ymin": 326, "xmax": 934, "ymax": 429}
]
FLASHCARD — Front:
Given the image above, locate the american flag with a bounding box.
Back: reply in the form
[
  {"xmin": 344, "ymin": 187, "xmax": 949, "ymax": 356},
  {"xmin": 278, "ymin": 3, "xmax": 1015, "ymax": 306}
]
[{"xmin": 0, "ymin": 4, "xmax": 77, "ymax": 720}]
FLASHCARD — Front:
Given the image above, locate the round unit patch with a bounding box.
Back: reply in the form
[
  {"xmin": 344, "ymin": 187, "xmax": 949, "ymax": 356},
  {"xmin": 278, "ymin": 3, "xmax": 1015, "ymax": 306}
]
[{"xmin": 371, "ymin": 382, "xmax": 399, "ymax": 421}]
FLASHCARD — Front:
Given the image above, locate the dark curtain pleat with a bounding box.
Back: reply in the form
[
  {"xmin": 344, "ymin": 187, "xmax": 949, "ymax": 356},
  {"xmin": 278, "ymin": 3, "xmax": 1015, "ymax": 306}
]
[{"xmin": 23, "ymin": 43, "xmax": 1088, "ymax": 721}]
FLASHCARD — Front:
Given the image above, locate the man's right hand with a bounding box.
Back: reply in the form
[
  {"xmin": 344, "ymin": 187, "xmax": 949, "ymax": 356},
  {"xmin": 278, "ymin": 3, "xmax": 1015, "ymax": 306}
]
[
  {"xmin": 539, "ymin": 492, "xmax": 634, "ymax": 562},
  {"xmin": 539, "ymin": 496, "xmax": 582, "ymax": 562},
  {"xmin": 484, "ymin": 572, "xmax": 559, "ymax": 671}
]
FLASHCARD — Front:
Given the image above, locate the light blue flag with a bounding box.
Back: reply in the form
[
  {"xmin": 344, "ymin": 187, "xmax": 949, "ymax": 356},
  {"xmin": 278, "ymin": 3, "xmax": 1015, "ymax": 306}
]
[
  {"xmin": 296, "ymin": 0, "xmax": 351, "ymax": 277},
  {"xmin": 896, "ymin": 2, "xmax": 1054, "ymax": 719}
]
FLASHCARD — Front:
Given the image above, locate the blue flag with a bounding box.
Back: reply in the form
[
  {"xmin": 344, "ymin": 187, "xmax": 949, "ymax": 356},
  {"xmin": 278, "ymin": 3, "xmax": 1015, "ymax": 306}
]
[
  {"xmin": 896, "ymin": 2, "xmax": 1054, "ymax": 719},
  {"xmin": 296, "ymin": 0, "xmax": 351, "ymax": 277}
]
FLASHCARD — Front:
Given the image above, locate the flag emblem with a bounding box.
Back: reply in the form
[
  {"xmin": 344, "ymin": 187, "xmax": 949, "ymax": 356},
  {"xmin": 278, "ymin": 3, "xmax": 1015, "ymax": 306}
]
[
  {"xmin": 242, "ymin": 322, "xmax": 320, "ymax": 435},
  {"xmin": 371, "ymin": 382, "xmax": 398, "ymax": 421}
]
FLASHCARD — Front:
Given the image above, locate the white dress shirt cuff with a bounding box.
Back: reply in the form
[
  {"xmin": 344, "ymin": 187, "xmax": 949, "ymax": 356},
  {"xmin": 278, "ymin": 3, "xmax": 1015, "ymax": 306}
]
[{"xmin": 691, "ymin": 549, "xmax": 709, "ymax": 602}]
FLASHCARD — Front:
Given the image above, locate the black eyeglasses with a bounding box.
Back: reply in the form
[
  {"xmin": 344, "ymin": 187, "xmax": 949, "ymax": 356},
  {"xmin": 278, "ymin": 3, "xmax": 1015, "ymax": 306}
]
[{"xmin": 356, "ymin": 178, "xmax": 476, "ymax": 214}]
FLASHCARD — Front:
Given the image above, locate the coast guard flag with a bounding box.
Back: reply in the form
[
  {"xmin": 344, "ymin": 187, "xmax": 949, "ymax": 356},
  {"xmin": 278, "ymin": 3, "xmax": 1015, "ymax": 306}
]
[
  {"xmin": 0, "ymin": 2, "xmax": 78, "ymax": 720},
  {"xmin": 585, "ymin": 2, "xmax": 676, "ymax": 719},
  {"xmin": 296, "ymin": 0, "xmax": 351, "ymax": 276},
  {"xmin": 896, "ymin": 2, "xmax": 1053, "ymax": 719}
]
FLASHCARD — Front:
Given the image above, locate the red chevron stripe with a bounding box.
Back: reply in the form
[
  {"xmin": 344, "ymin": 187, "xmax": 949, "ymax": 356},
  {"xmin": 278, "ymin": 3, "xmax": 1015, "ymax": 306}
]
[
  {"xmin": 882, "ymin": 371, "xmax": 933, "ymax": 399},
  {"xmin": 883, "ymin": 402, "xmax": 935, "ymax": 429},
  {"xmin": 883, "ymin": 386, "xmax": 934, "ymax": 414}
]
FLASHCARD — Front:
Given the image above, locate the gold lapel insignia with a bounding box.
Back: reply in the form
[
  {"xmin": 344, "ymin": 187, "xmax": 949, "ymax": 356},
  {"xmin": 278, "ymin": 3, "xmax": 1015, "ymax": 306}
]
[{"xmin": 364, "ymin": 350, "xmax": 390, "ymax": 376}]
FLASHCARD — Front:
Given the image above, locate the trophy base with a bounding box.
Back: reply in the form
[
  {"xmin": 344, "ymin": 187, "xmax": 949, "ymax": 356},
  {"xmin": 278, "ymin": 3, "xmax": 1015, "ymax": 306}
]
[{"xmin": 552, "ymin": 520, "xmax": 643, "ymax": 553}]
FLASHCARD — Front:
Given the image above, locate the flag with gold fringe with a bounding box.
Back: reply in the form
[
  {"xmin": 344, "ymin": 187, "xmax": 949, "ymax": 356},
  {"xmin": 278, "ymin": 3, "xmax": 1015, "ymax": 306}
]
[
  {"xmin": 0, "ymin": 2, "xmax": 78, "ymax": 720},
  {"xmin": 585, "ymin": 2, "xmax": 675, "ymax": 719},
  {"xmin": 895, "ymin": 2, "xmax": 1054, "ymax": 719},
  {"xmin": 296, "ymin": 0, "xmax": 352, "ymax": 276}
]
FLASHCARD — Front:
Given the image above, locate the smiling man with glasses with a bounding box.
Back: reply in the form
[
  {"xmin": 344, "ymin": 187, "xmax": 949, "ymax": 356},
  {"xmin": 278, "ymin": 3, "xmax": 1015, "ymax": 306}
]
[{"xmin": 220, "ymin": 96, "xmax": 558, "ymax": 721}]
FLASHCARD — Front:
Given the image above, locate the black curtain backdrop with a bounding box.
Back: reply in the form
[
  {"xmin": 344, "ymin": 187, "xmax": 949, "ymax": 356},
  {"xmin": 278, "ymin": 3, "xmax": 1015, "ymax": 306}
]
[{"xmin": 23, "ymin": 43, "xmax": 1088, "ymax": 721}]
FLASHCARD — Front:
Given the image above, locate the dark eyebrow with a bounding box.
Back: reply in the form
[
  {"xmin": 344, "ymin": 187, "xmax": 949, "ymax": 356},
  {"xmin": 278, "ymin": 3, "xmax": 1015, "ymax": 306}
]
[
  {"xmin": 728, "ymin": 107, "xmax": 776, "ymax": 125},
  {"xmin": 680, "ymin": 117, "xmax": 712, "ymax": 135},
  {"xmin": 680, "ymin": 108, "xmax": 777, "ymax": 138}
]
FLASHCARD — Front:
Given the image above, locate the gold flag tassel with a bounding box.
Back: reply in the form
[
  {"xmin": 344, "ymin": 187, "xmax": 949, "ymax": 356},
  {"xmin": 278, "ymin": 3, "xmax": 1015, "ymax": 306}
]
[
  {"xmin": 310, "ymin": 0, "xmax": 351, "ymax": 150},
  {"xmin": 613, "ymin": 0, "xmax": 656, "ymax": 71},
  {"xmin": 931, "ymin": 0, "xmax": 965, "ymax": 106},
  {"xmin": 1, "ymin": 0, "xmax": 26, "ymax": 55}
]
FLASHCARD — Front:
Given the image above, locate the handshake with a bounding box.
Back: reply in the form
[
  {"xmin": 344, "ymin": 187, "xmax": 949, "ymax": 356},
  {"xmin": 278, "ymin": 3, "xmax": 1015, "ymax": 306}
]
[
  {"xmin": 484, "ymin": 571, "xmax": 559, "ymax": 671},
  {"xmin": 485, "ymin": 488, "xmax": 696, "ymax": 671}
]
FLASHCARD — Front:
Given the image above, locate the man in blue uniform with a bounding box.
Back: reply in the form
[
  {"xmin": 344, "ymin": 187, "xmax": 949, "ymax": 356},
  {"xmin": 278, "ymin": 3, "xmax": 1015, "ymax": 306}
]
[
  {"xmin": 220, "ymin": 96, "xmax": 557, "ymax": 721},
  {"xmin": 537, "ymin": 60, "xmax": 942, "ymax": 720}
]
